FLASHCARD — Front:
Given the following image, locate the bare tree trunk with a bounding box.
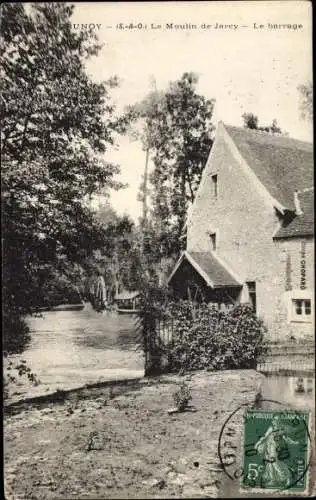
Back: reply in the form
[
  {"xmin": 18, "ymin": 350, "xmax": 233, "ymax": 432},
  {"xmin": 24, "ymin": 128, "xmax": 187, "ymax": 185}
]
[
  {"xmin": 115, "ymin": 254, "xmax": 119, "ymax": 297},
  {"xmin": 179, "ymin": 169, "xmax": 186, "ymax": 236},
  {"xmin": 112, "ymin": 244, "xmax": 119, "ymax": 297},
  {"xmin": 142, "ymin": 148, "xmax": 150, "ymax": 235},
  {"xmin": 141, "ymin": 147, "xmax": 151, "ymax": 280}
]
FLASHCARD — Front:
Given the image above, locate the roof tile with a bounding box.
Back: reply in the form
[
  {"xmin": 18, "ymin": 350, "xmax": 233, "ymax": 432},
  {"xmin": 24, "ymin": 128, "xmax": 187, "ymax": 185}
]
[
  {"xmin": 189, "ymin": 251, "xmax": 240, "ymax": 288},
  {"xmin": 225, "ymin": 125, "xmax": 314, "ymax": 211},
  {"xmin": 274, "ymin": 189, "xmax": 314, "ymax": 238}
]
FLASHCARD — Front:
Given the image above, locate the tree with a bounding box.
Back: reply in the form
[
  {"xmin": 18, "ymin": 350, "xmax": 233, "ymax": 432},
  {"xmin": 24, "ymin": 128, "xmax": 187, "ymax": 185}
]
[
  {"xmin": 242, "ymin": 112, "xmax": 285, "ymax": 134},
  {"xmin": 128, "ymin": 73, "xmax": 215, "ymax": 259},
  {"xmin": 242, "ymin": 112, "xmax": 259, "ymax": 130},
  {"xmin": 1, "ymin": 3, "xmax": 126, "ymax": 352},
  {"xmin": 125, "ymin": 88, "xmax": 166, "ymax": 241},
  {"xmin": 297, "ymin": 82, "xmax": 313, "ymax": 122},
  {"xmin": 88, "ymin": 201, "xmax": 145, "ymax": 298}
]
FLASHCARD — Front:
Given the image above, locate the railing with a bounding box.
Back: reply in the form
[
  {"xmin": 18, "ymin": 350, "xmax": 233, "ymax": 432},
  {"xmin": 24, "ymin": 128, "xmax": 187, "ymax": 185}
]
[
  {"xmin": 156, "ymin": 317, "xmax": 174, "ymax": 346},
  {"xmin": 140, "ymin": 307, "xmax": 315, "ymax": 377},
  {"xmin": 257, "ymin": 362, "xmax": 314, "ymax": 376},
  {"xmin": 257, "ymin": 340, "xmax": 315, "ymax": 375}
]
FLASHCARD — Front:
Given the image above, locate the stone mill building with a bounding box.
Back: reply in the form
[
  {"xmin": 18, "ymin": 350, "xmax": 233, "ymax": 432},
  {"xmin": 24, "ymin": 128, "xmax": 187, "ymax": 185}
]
[{"xmin": 168, "ymin": 122, "xmax": 314, "ymax": 340}]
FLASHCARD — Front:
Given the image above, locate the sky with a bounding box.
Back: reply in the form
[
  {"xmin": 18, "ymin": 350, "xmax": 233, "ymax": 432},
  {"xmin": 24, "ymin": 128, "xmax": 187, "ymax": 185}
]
[{"xmin": 72, "ymin": 1, "xmax": 313, "ymax": 221}]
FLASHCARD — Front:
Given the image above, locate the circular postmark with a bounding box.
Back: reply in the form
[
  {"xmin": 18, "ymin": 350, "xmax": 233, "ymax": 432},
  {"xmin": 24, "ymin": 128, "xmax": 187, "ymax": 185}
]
[{"xmin": 217, "ymin": 399, "xmax": 313, "ymax": 493}]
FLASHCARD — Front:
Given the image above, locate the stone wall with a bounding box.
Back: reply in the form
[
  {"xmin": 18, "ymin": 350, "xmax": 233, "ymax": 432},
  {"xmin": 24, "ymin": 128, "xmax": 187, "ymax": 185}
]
[
  {"xmin": 272, "ymin": 237, "xmax": 314, "ymax": 339},
  {"xmin": 187, "ymin": 124, "xmax": 314, "ymax": 340}
]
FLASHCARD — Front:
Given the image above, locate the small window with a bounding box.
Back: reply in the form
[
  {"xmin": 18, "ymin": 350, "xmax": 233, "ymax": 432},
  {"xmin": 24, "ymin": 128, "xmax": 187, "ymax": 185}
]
[
  {"xmin": 211, "ymin": 174, "xmax": 218, "ymax": 198},
  {"xmin": 292, "ymin": 299, "xmax": 311, "ymax": 318},
  {"xmin": 210, "ymin": 232, "xmax": 216, "ymax": 251},
  {"xmin": 246, "ymin": 281, "xmax": 256, "ymax": 314}
]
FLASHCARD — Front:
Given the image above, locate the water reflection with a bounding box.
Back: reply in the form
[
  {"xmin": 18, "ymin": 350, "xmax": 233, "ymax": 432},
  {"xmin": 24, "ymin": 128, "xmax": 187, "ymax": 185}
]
[
  {"xmin": 260, "ymin": 374, "xmax": 315, "ymax": 410},
  {"xmin": 293, "ymin": 377, "xmax": 314, "ymax": 393}
]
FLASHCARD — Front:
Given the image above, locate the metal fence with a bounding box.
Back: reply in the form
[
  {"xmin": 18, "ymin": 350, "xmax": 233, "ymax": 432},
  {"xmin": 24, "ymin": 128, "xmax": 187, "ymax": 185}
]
[
  {"xmin": 257, "ymin": 341, "xmax": 315, "ymax": 375},
  {"xmin": 141, "ymin": 308, "xmax": 315, "ymax": 377},
  {"xmin": 156, "ymin": 317, "xmax": 174, "ymax": 346}
]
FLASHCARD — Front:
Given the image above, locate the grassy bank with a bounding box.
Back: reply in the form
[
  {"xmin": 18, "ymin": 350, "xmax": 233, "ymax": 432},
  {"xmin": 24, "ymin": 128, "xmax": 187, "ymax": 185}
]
[{"xmin": 4, "ymin": 370, "xmax": 263, "ymax": 499}]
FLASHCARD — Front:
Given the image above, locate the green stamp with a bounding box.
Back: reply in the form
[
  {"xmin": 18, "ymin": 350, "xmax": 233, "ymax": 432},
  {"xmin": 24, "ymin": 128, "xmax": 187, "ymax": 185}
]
[{"xmin": 243, "ymin": 409, "xmax": 311, "ymax": 492}]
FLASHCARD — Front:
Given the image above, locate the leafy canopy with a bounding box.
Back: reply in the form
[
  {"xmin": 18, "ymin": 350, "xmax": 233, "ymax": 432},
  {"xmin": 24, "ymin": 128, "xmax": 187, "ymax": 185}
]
[
  {"xmin": 128, "ymin": 72, "xmax": 215, "ymax": 259},
  {"xmin": 1, "ymin": 3, "xmax": 126, "ymax": 351},
  {"xmin": 242, "ymin": 112, "xmax": 286, "ymax": 135}
]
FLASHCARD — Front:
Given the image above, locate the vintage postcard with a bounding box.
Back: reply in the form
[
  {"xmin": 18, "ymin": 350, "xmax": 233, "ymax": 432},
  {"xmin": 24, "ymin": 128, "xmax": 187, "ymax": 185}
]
[{"xmin": 2, "ymin": 1, "xmax": 314, "ymax": 499}]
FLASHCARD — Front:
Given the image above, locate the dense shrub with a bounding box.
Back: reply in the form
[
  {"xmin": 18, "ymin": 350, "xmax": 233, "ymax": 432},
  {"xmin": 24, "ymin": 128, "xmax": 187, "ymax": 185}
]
[
  {"xmin": 3, "ymin": 358, "xmax": 40, "ymax": 400},
  {"xmin": 3, "ymin": 310, "xmax": 31, "ymax": 355},
  {"xmin": 165, "ymin": 301, "xmax": 268, "ymax": 372},
  {"xmin": 39, "ymin": 271, "xmax": 83, "ymax": 308}
]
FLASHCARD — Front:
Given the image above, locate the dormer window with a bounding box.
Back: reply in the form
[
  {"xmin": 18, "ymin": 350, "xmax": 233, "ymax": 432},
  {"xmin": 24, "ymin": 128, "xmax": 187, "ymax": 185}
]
[
  {"xmin": 278, "ymin": 209, "xmax": 296, "ymax": 228},
  {"xmin": 211, "ymin": 174, "xmax": 218, "ymax": 199},
  {"xmin": 210, "ymin": 232, "xmax": 217, "ymax": 251}
]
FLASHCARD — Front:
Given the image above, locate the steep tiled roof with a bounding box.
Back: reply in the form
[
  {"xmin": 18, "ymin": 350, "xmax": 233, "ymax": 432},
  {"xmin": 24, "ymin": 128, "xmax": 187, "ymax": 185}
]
[
  {"xmin": 274, "ymin": 189, "xmax": 314, "ymax": 238},
  {"xmin": 189, "ymin": 252, "xmax": 240, "ymax": 287},
  {"xmin": 168, "ymin": 251, "xmax": 241, "ymax": 288},
  {"xmin": 225, "ymin": 125, "xmax": 314, "ymax": 211}
]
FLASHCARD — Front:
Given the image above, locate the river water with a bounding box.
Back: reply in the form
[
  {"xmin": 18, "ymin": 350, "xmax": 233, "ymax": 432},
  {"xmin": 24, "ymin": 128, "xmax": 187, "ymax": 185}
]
[
  {"xmin": 7, "ymin": 306, "xmax": 315, "ymax": 416},
  {"xmin": 259, "ymin": 373, "xmax": 315, "ymax": 411},
  {"xmin": 7, "ymin": 305, "xmax": 145, "ymax": 399}
]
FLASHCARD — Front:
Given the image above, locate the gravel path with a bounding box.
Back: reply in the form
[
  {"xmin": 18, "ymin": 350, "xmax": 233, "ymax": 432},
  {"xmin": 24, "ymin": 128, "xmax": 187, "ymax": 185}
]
[{"xmin": 4, "ymin": 370, "xmax": 263, "ymax": 499}]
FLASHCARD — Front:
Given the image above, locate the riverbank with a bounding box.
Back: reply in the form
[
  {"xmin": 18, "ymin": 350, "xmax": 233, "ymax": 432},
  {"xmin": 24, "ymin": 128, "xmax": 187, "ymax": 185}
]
[
  {"xmin": 4, "ymin": 352, "xmax": 144, "ymax": 405},
  {"xmin": 4, "ymin": 369, "xmax": 263, "ymax": 499}
]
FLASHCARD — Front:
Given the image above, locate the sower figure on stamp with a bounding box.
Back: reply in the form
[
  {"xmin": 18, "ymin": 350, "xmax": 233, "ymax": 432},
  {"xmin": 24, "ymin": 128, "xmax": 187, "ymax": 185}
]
[{"xmin": 254, "ymin": 415, "xmax": 299, "ymax": 488}]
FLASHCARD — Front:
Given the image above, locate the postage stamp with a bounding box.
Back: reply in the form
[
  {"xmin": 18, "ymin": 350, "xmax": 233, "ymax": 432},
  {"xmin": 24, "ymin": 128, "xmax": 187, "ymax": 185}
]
[{"xmin": 242, "ymin": 409, "xmax": 311, "ymax": 493}]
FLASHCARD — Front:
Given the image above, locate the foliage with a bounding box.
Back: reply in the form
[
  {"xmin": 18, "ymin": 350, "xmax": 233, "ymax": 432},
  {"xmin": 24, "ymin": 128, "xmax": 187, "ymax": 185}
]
[
  {"xmin": 1, "ymin": 3, "xmax": 127, "ymax": 352},
  {"xmin": 297, "ymin": 81, "xmax": 313, "ymax": 122},
  {"xmin": 38, "ymin": 267, "xmax": 83, "ymax": 307},
  {"xmin": 127, "ymin": 73, "xmax": 215, "ymax": 258},
  {"xmin": 141, "ymin": 294, "xmax": 268, "ymax": 374},
  {"xmin": 168, "ymin": 302, "xmax": 268, "ymax": 371},
  {"xmin": 3, "ymin": 314, "xmax": 31, "ymax": 355},
  {"xmin": 173, "ymin": 381, "xmax": 192, "ymax": 411},
  {"xmin": 3, "ymin": 358, "xmax": 40, "ymax": 400},
  {"xmin": 242, "ymin": 112, "xmax": 259, "ymax": 130},
  {"xmin": 88, "ymin": 202, "xmax": 145, "ymax": 297},
  {"xmin": 137, "ymin": 283, "xmax": 173, "ymax": 375},
  {"xmin": 242, "ymin": 112, "xmax": 286, "ymax": 135}
]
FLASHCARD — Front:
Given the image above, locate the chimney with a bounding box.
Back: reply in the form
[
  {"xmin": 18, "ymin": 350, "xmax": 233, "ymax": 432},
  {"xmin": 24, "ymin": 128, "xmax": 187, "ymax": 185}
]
[{"xmin": 294, "ymin": 190, "xmax": 303, "ymax": 215}]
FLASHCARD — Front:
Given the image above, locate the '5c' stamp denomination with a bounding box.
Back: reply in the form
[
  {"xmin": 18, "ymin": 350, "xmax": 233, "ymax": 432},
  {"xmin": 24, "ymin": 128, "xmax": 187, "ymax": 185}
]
[{"xmin": 242, "ymin": 409, "xmax": 311, "ymax": 494}]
